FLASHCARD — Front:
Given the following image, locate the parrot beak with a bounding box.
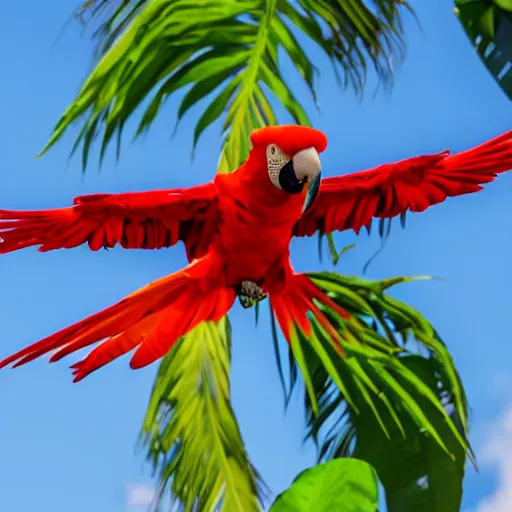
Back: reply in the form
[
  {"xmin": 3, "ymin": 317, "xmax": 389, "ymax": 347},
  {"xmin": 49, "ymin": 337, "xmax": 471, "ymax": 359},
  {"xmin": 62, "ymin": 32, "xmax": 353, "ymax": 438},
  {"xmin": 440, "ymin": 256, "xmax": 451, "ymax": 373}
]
[
  {"xmin": 292, "ymin": 147, "xmax": 321, "ymax": 213},
  {"xmin": 278, "ymin": 147, "xmax": 322, "ymax": 197},
  {"xmin": 302, "ymin": 172, "xmax": 321, "ymax": 213}
]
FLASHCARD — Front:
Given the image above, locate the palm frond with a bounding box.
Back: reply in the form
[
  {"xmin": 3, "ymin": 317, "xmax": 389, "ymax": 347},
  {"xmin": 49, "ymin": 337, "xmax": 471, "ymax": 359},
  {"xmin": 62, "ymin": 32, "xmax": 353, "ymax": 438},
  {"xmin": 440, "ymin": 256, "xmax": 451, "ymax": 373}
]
[
  {"xmin": 270, "ymin": 272, "xmax": 472, "ymax": 509},
  {"xmin": 309, "ymin": 352, "xmax": 469, "ymax": 512},
  {"xmin": 140, "ymin": 316, "xmax": 264, "ymax": 511},
  {"xmin": 347, "ymin": 355, "xmax": 468, "ymax": 512},
  {"xmin": 75, "ymin": 1, "xmax": 147, "ymax": 55},
  {"xmin": 44, "ymin": 0, "xmax": 413, "ymax": 171},
  {"xmin": 455, "ymin": 0, "xmax": 512, "ymax": 99}
]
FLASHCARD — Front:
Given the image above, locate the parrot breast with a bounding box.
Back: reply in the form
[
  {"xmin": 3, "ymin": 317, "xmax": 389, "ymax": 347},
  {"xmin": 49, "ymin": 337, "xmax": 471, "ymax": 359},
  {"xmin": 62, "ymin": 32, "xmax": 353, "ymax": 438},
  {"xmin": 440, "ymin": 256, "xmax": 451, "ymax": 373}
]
[
  {"xmin": 212, "ymin": 189, "xmax": 302, "ymax": 288},
  {"xmin": 210, "ymin": 145, "xmax": 316, "ymax": 290}
]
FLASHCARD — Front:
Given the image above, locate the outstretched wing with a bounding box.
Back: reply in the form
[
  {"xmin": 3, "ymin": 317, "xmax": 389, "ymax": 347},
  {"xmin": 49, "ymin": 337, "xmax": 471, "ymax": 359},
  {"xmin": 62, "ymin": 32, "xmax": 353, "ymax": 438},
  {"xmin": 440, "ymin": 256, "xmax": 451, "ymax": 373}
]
[
  {"xmin": 294, "ymin": 130, "xmax": 512, "ymax": 237},
  {"xmin": 0, "ymin": 182, "xmax": 219, "ymax": 261}
]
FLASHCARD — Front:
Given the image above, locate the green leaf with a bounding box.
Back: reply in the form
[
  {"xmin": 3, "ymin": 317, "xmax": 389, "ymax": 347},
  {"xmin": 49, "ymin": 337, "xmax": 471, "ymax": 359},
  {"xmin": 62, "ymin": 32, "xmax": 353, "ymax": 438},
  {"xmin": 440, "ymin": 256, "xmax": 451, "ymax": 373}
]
[
  {"xmin": 140, "ymin": 316, "xmax": 264, "ymax": 511},
  {"xmin": 269, "ymin": 458, "xmax": 378, "ymax": 512},
  {"xmin": 350, "ymin": 356, "xmax": 467, "ymax": 512},
  {"xmin": 320, "ymin": 232, "xmax": 357, "ymax": 267},
  {"xmin": 455, "ymin": 0, "xmax": 512, "ymax": 99},
  {"xmin": 269, "ymin": 272, "xmax": 471, "ymax": 510},
  {"xmin": 44, "ymin": 0, "xmax": 414, "ymax": 170}
]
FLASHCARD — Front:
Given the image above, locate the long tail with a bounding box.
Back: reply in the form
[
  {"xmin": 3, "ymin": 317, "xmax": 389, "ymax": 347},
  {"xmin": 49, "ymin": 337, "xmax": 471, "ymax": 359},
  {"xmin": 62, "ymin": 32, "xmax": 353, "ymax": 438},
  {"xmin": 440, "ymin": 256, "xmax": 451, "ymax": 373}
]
[
  {"xmin": 0, "ymin": 258, "xmax": 235, "ymax": 382},
  {"xmin": 270, "ymin": 272, "xmax": 349, "ymax": 346}
]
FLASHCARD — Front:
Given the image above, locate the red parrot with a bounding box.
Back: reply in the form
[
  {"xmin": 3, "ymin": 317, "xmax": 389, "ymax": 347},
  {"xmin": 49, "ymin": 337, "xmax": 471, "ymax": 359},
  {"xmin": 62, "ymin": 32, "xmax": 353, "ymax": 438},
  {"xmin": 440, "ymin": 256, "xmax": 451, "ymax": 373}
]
[{"xmin": 0, "ymin": 125, "xmax": 511, "ymax": 381}]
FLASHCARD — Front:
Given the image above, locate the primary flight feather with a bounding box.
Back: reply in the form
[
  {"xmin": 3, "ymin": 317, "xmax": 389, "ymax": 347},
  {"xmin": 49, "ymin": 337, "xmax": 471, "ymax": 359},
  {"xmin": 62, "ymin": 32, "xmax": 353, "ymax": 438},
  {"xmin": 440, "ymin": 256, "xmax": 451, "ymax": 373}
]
[{"xmin": 0, "ymin": 125, "xmax": 511, "ymax": 381}]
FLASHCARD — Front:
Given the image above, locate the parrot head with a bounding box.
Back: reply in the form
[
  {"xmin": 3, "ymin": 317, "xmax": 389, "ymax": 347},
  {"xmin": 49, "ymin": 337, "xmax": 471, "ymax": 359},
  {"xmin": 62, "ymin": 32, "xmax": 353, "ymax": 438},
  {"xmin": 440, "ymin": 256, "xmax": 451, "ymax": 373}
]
[{"xmin": 248, "ymin": 125, "xmax": 328, "ymax": 212}]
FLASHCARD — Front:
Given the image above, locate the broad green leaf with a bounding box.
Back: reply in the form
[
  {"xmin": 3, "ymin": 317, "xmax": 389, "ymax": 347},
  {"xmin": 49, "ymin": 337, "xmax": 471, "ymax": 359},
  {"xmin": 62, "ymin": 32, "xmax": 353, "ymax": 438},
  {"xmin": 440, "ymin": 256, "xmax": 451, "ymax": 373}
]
[
  {"xmin": 269, "ymin": 458, "xmax": 378, "ymax": 512},
  {"xmin": 140, "ymin": 316, "xmax": 264, "ymax": 511}
]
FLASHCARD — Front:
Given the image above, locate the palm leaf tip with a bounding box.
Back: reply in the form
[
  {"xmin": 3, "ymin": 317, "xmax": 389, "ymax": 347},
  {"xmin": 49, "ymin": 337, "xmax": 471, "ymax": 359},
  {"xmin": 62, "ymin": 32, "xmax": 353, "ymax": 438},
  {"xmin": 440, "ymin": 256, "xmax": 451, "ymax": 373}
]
[{"xmin": 140, "ymin": 317, "xmax": 265, "ymax": 511}]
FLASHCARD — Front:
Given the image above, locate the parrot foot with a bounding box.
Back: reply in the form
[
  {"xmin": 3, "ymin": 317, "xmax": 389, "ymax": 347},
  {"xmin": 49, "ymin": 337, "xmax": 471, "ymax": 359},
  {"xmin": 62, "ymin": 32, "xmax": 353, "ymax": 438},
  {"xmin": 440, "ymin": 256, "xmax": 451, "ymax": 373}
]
[{"xmin": 238, "ymin": 280, "xmax": 268, "ymax": 309}]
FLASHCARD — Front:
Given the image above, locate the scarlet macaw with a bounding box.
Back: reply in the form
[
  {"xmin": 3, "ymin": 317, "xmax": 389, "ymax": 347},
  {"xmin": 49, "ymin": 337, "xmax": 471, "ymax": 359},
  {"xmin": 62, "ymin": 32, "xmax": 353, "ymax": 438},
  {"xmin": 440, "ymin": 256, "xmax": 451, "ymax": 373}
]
[{"xmin": 0, "ymin": 125, "xmax": 511, "ymax": 381}]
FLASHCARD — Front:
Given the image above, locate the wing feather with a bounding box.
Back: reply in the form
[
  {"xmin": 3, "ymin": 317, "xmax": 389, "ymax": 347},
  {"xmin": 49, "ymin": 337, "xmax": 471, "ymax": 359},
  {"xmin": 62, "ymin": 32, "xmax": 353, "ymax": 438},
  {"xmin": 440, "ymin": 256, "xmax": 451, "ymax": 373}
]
[
  {"xmin": 294, "ymin": 131, "xmax": 512, "ymax": 237},
  {"xmin": 0, "ymin": 183, "xmax": 219, "ymax": 260}
]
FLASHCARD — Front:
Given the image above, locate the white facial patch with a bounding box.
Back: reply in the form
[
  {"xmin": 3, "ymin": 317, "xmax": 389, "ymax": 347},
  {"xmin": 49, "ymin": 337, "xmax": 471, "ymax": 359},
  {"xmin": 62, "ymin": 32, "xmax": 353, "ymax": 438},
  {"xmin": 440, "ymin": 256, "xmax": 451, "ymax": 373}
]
[{"xmin": 266, "ymin": 144, "xmax": 290, "ymax": 190}]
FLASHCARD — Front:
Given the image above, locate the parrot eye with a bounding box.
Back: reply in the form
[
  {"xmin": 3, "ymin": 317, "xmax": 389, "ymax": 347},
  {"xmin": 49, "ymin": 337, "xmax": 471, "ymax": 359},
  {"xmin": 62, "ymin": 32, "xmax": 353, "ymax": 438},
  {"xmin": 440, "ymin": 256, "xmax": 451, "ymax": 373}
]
[{"xmin": 266, "ymin": 144, "xmax": 289, "ymax": 189}]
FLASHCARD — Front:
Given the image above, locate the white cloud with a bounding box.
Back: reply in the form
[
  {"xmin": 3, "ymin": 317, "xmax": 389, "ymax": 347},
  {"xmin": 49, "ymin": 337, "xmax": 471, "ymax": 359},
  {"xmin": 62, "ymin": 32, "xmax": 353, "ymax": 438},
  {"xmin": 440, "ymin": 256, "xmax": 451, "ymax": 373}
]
[
  {"xmin": 126, "ymin": 483, "xmax": 156, "ymax": 508},
  {"xmin": 469, "ymin": 404, "xmax": 512, "ymax": 512}
]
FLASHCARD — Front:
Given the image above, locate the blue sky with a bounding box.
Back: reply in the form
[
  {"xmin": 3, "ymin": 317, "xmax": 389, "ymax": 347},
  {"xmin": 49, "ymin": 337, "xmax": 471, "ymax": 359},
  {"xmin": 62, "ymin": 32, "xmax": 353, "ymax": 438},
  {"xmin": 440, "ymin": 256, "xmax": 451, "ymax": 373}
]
[{"xmin": 0, "ymin": 1, "xmax": 511, "ymax": 511}]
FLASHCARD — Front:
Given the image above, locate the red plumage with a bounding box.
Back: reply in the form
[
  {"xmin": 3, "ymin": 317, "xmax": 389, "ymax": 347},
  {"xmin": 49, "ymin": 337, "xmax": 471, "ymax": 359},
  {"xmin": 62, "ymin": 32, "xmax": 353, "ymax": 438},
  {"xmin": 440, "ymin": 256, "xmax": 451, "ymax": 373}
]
[
  {"xmin": 295, "ymin": 129, "xmax": 512, "ymax": 236},
  {"xmin": 0, "ymin": 125, "xmax": 510, "ymax": 381}
]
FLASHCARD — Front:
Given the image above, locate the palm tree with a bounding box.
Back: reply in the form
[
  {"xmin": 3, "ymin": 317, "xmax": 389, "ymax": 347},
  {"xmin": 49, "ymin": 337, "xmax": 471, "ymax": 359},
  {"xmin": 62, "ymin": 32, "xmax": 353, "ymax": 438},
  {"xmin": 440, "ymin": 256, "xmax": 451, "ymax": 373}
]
[{"xmin": 39, "ymin": 1, "xmax": 474, "ymax": 510}]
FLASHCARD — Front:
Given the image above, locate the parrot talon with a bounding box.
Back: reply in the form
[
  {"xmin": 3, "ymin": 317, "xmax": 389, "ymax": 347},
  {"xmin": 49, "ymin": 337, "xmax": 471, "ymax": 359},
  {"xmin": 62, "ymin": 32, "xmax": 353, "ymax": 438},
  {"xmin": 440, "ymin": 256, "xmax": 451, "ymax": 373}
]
[{"xmin": 238, "ymin": 280, "xmax": 268, "ymax": 309}]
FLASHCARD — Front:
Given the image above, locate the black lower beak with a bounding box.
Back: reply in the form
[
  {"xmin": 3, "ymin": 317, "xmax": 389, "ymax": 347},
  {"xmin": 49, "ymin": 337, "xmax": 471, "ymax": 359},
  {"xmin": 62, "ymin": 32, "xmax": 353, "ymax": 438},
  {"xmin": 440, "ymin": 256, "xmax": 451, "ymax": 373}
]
[{"xmin": 278, "ymin": 160, "xmax": 305, "ymax": 194}]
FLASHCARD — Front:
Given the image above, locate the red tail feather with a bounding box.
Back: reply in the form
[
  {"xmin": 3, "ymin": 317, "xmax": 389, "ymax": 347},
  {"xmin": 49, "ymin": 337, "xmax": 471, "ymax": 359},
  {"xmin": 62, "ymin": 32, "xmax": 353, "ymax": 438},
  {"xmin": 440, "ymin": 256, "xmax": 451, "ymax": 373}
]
[
  {"xmin": 0, "ymin": 257, "xmax": 235, "ymax": 382},
  {"xmin": 270, "ymin": 273, "xmax": 349, "ymax": 347}
]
